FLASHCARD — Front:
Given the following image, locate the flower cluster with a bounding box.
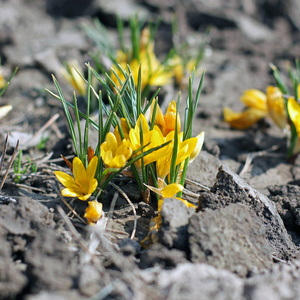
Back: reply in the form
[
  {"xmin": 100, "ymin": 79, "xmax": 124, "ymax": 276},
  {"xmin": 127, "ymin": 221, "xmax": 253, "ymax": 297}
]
[
  {"xmin": 223, "ymin": 61, "xmax": 300, "ymax": 157},
  {"xmin": 75, "ymin": 15, "xmax": 206, "ymax": 100},
  {"xmin": 50, "ymin": 15, "xmax": 205, "ymax": 231},
  {"xmin": 52, "ymin": 63, "xmax": 204, "ymax": 228}
]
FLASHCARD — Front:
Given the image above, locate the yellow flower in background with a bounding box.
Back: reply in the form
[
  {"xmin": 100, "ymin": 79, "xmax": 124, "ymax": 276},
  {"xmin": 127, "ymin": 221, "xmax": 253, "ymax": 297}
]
[
  {"xmin": 110, "ymin": 27, "xmax": 174, "ymax": 91},
  {"xmin": 287, "ymin": 97, "xmax": 300, "ymax": 155},
  {"xmin": 84, "ymin": 200, "xmax": 103, "ymax": 224},
  {"xmin": 0, "ymin": 69, "xmax": 6, "ymax": 89},
  {"xmin": 288, "ymin": 97, "xmax": 300, "ymax": 136},
  {"xmin": 61, "ymin": 60, "xmax": 86, "ymax": 96},
  {"xmin": 223, "ymin": 107, "xmax": 267, "ymax": 130},
  {"xmin": 223, "ymin": 89, "xmax": 268, "ymax": 130},
  {"xmin": 266, "ymin": 86, "xmax": 287, "ymax": 130},
  {"xmin": 151, "ymin": 100, "xmax": 181, "ymax": 136},
  {"xmin": 100, "ymin": 132, "xmax": 132, "ymax": 169},
  {"xmin": 55, "ymin": 156, "xmax": 98, "ymax": 201},
  {"xmin": 240, "ymin": 89, "xmax": 268, "ymax": 111},
  {"xmin": 156, "ymin": 132, "xmax": 198, "ymax": 180},
  {"xmin": 169, "ymin": 55, "xmax": 184, "ymax": 86}
]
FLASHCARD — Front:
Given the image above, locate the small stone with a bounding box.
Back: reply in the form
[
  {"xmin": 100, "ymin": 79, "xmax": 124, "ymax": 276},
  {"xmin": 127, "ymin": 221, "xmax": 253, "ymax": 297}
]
[
  {"xmin": 189, "ymin": 203, "xmax": 273, "ymax": 277},
  {"xmin": 139, "ymin": 244, "xmax": 187, "ymax": 269},
  {"xmin": 157, "ymin": 263, "xmax": 244, "ymax": 300},
  {"xmin": 138, "ymin": 202, "xmax": 155, "ymax": 218},
  {"xmin": 199, "ymin": 164, "xmax": 300, "ymax": 260},
  {"xmin": 118, "ymin": 238, "xmax": 141, "ymax": 256},
  {"xmin": 159, "ymin": 198, "xmax": 189, "ymax": 251}
]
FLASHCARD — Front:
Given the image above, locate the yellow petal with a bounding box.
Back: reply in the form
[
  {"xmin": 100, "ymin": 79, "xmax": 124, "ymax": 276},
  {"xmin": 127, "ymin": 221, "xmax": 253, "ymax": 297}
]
[
  {"xmin": 110, "ymin": 155, "xmax": 127, "ymax": 169},
  {"xmin": 72, "ymin": 157, "xmax": 86, "ymax": 183},
  {"xmin": 101, "ymin": 149, "xmax": 113, "ymax": 166},
  {"xmin": 61, "ymin": 188, "xmax": 80, "ymax": 198},
  {"xmin": 86, "ymin": 156, "xmax": 98, "ymax": 181},
  {"xmin": 78, "ymin": 193, "xmax": 92, "ymax": 201},
  {"xmin": 189, "ymin": 132, "xmax": 205, "ymax": 163},
  {"xmin": 0, "ymin": 105, "xmax": 12, "ymax": 120},
  {"xmin": 240, "ymin": 89, "xmax": 267, "ymax": 111},
  {"xmin": 175, "ymin": 197, "xmax": 196, "ymax": 209},
  {"xmin": 151, "ymin": 101, "xmax": 165, "ymax": 132},
  {"xmin": 288, "ymin": 97, "xmax": 300, "ymax": 136},
  {"xmin": 266, "ymin": 86, "xmax": 287, "ymax": 130},
  {"xmin": 223, "ymin": 107, "xmax": 267, "ymax": 130},
  {"xmin": 105, "ymin": 132, "xmax": 118, "ymax": 154},
  {"xmin": 161, "ymin": 183, "xmax": 184, "ymax": 198},
  {"xmin": 55, "ymin": 171, "xmax": 76, "ymax": 189},
  {"xmin": 84, "ymin": 200, "xmax": 103, "ymax": 223},
  {"xmin": 164, "ymin": 101, "xmax": 180, "ymax": 136}
]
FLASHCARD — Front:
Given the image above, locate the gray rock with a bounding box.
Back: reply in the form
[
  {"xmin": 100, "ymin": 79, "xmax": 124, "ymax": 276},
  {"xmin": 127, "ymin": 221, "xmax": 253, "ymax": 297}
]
[
  {"xmin": 138, "ymin": 201, "xmax": 155, "ymax": 218},
  {"xmin": 199, "ymin": 164, "xmax": 300, "ymax": 260},
  {"xmin": 234, "ymin": 14, "xmax": 274, "ymax": 42},
  {"xmin": 157, "ymin": 263, "xmax": 244, "ymax": 300},
  {"xmin": 268, "ymin": 184, "xmax": 300, "ymax": 229},
  {"xmin": 287, "ymin": 0, "xmax": 300, "ymax": 30},
  {"xmin": 244, "ymin": 261, "xmax": 300, "ymax": 300},
  {"xmin": 0, "ymin": 197, "xmax": 54, "ymax": 236},
  {"xmin": 186, "ymin": 150, "xmax": 222, "ymax": 190},
  {"xmin": 118, "ymin": 238, "xmax": 141, "ymax": 256},
  {"xmin": 139, "ymin": 244, "xmax": 187, "ymax": 269},
  {"xmin": 78, "ymin": 265, "xmax": 103, "ymax": 297},
  {"xmin": 25, "ymin": 228, "xmax": 78, "ymax": 293},
  {"xmin": 189, "ymin": 203, "xmax": 272, "ymax": 277},
  {"xmin": 159, "ymin": 198, "xmax": 189, "ymax": 251}
]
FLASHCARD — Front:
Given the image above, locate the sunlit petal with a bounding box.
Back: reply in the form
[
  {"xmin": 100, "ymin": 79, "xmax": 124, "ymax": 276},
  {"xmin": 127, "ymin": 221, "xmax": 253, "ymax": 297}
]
[
  {"xmin": 55, "ymin": 171, "xmax": 76, "ymax": 189},
  {"xmin": 84, "ymin": 200, "xmax": 103, "ymax": 224},
  {"xmin": 72, "ymin": 157, "xmax": 86, "ymax": 182},
  {"xmin": 161, "ymin": 183, "xmax": 184, "ymax": 198},
  {"xmin": 189, "ymin": 132, "xmax": 205, "ymax": 163},
  {"xmin": 86, "ymin": 156, "xmax": 98, "ymax": 181},
  {"xmin": 223, "ymin": 107, "xmax": 267, "ymax": 130},
  {"xmin": 288, "ymin": 97, "xmax": 300, "ymax": 136},
  {"xmin": 266, "ymin": 86, "xmax": 287, "ymax": 130},
  {"xmin": 240, "ymin": 89, "xmax": 267, "ymax": 111}
]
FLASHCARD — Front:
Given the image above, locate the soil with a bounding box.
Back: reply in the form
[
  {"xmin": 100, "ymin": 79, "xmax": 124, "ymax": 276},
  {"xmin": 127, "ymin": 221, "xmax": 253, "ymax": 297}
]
[{"xmin": 1, "ymin": 0, "xmax": 300, "ymax": 299}]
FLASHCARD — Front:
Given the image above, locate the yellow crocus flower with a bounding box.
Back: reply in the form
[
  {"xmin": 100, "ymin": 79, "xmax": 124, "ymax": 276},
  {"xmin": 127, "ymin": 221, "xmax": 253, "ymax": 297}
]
[
  {"xmin": 0, "ymin": 69, "xmax": 6, "ymax": 89},
  {"xmin": 223, "ymin": 107, "xmax": 267, "ymax": 130},
  {"xmin": 288, "ymin": 97, "xmax": 300, "ymax": 136},
  {"xmin": 223, "ymin": 89, "xmax": 268, "ymax": 130},
  {"xmin": 110, "ymin": 27, "xmax": 174, "ymax": 91},
  {"xmin": 113, "ymin": 118, "xmax": 130, "ymax": 145},
  {"xmin": 156, "ymin": 131, "xmax": 198, "ymax": 180},
  {"xmin": 145, "ymin": 178, "xmax": 195, "ymax": 211},
  {"xmin": 100, "ymin": 132, "xmax": 133, "ymax": 169},
  {"xmin": 84, "ymin": 200, "xmax": 103, "ymax": 224},
  {"xmin": 61, "ymin": 60, "xmax": 86, "ymax": 96},
  {"xmin": 129, "ymin": 114, "xmax": 168, "ymax": 169},
  {"xmin": 151, "ymin": 100, "xmax": 181, "ymax": 136},
  {"xmin": 266, "ymin": 86, "xmax": 287, "ymax": 130},
  {"xmin": 189, "ymin": 132, "xmax": 205, "ymax": 163},
  {"xmin": 55, "ymin": 156, "xmax": 98, "ymax": 201},
  {"xmin": 287, "ymin": 97, "xmax": 300, "ymax": 154},
  {"xmin": 240, "ymin": 89, "xmax": 268, "ymax": 111}
]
